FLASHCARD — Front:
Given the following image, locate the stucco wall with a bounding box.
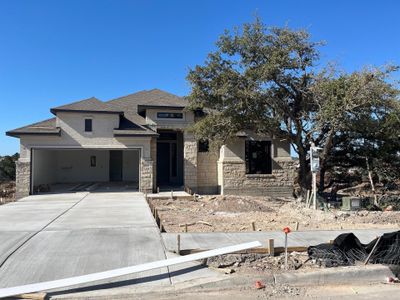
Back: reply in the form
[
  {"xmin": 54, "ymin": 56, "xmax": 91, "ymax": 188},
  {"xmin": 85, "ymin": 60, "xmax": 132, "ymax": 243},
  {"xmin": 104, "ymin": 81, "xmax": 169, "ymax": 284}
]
[
  {"xmin": 122, "ymin": 150, "xmax": 140, "ymax": 182},
  {"xmin": 32, "ymin": 149, "xmax": 57, "ymax": 185},
  {"xmin": 55, "ymin": 150, "xmax": 110, "ymax": 182},
  {"xmin": 146, "ymin": 109, "xmax": 194, "ymax": 130},
  {"xmin": 20, "ymin": 112, "xmax": 152, "ymax": 161}
]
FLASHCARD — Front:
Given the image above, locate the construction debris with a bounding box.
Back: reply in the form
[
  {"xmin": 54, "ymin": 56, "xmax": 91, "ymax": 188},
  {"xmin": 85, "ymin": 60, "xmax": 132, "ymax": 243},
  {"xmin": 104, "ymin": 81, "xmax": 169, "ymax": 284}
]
[{"xmin": 150, "ymin": 195, "xmax": 400, "ymax": 233}]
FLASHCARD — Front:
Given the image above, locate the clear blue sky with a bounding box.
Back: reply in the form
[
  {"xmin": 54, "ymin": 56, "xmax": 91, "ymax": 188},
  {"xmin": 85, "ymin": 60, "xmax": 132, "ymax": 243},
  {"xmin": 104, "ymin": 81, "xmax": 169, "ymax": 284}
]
[{"xmin": 1, "ymin": 0, "xmax": 399, "ymax": 155}]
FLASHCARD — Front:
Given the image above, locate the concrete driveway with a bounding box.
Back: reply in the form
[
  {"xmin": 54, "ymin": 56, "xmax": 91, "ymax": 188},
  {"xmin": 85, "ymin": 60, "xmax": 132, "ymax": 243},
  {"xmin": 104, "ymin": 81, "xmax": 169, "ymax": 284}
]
[{"xmin": 0, "ymin": 191, "xmax": 171, "ymax": 290}]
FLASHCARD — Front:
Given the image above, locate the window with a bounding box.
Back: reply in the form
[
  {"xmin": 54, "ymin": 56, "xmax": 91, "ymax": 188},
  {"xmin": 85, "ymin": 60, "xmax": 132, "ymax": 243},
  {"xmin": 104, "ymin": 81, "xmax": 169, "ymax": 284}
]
[
  {"xmin": 84, "ymin": 119, "xmax": 92, "ymax": 132},
  {"xmin": 90, "ymin": 156, "xmax": 96, "ymax": 167},
  {"xmin": 157, "ymin": 112, "xmax": 183, "ymax": 119},
  {"xmin": 245, "ymin": 141, "xmax": 272, "ymax": 174},
  {"xmin": 198, "ymin": 140, "xmax": 209, "ymax": 152}
]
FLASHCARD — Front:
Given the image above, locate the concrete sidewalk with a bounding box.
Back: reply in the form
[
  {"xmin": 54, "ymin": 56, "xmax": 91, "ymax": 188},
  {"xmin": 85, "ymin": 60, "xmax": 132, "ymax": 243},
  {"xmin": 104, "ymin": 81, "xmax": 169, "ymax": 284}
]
[{"xmin": 162, "ymin": 228, "xmax": 400, "ymax": 252}]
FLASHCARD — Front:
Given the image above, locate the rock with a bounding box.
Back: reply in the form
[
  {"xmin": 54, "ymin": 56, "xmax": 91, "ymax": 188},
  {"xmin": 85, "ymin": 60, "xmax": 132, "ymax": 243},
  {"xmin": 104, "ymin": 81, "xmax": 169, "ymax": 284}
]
[{"xmin": 385, "ymin": 205, "xmax": 394, "ymax": 212}]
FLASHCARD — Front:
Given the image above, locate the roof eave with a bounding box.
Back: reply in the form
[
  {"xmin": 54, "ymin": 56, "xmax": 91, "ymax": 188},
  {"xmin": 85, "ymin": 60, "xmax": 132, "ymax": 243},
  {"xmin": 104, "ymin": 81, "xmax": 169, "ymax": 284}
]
[
  {"xmin": 6, "ymin": 130, "xmax": 61, "ymax": 138},
  {"xmin": 50, "ymin": 109, "xmax": 124, "ymax": 115},
  {"xmin": 137, "ymin": 105, "xmax": 186, "ymax": 111}
]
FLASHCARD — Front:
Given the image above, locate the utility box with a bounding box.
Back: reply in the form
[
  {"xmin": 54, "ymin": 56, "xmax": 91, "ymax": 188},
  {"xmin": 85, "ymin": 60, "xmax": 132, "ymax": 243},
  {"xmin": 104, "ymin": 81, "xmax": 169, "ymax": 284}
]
[{"xmin": 341, "ymin": 196, "xmax": 361, "ymax": 211}]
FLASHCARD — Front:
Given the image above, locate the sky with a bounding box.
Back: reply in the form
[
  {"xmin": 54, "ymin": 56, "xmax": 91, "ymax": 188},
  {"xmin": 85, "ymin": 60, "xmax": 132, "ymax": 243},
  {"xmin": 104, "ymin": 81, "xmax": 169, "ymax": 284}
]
[{"xmin": 0, "ymin": 0, "xmax": 399, "ymax": 155}]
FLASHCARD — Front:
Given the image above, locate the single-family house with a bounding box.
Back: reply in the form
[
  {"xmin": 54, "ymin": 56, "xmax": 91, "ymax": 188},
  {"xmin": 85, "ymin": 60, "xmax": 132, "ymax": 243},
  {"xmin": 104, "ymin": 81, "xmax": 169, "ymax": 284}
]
[{"xmin": 6, "ymin": 89, "xmax": 295, "ymax": 199}]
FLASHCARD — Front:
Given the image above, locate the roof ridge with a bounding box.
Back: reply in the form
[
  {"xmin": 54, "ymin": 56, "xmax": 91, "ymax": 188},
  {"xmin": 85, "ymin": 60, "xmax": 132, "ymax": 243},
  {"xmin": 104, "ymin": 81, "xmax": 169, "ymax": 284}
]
[
  {"xmin": 106, "ymin": 90, "xmax": 150, "ymax": 103},
  {"xmin": 51, "ymin": 96, "xmax": 100, "ymax": 109}
]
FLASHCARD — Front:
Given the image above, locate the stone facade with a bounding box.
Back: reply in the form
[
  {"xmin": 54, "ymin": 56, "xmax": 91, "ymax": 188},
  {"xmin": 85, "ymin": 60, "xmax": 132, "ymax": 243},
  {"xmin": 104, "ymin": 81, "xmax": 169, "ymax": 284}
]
[
  {"xmin": 140, "ymin": 158, "xmax": 153, "ymax": 193},
  {"xmin": 15, "ymin": 160, "xmax": 30, "ymax": 199},
  {"xmin": 150, "ymin": 138, "xmax": 157, "ymax": 191},
  {"xmin": 183, "ymin": 132, "xmax": 198, "ymax": 192},
  {"xmin": 197, "ymin": 151, "xmax": 219, "ymax": 194},
  {"xmin": 220, "ymin": 158, "xmax": 295, "ymax": 197}
]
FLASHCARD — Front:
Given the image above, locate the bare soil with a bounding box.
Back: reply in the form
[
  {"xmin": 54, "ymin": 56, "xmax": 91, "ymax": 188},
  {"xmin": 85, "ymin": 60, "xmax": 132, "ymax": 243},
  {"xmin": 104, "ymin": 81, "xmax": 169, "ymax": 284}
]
[
  {"xmin": 150, "ymin": 195, "xmax": 400, "ymax": 233},
  {"xmin": 0, "ymin": 181, "xmax": 16, "ymax": 205}
]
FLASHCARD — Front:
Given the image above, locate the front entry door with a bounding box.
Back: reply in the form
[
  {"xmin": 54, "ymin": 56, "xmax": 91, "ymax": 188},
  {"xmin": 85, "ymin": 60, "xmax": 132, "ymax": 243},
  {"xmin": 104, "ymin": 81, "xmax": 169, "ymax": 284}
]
[
  {"xmin": 157, "ymin": 143, "xmax": 170, "ymax": 185},
  {"xmin": 109, "ymin": 150, "xmax": 123, "ymax": 181}
]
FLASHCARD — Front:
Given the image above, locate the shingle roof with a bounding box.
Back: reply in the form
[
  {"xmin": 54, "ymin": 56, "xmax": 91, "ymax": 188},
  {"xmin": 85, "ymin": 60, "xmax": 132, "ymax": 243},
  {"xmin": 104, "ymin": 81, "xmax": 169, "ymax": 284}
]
[
  {"xmin": 6, "ymin": 118, "xmax": 60, "ymax": 137},
  {"xmin": 50, "ymin": 97, "xmax": 123, "ymax": 115},
  {"xmin": 7, "ymin": 89, "xmax": 186, "ymax": 138},
  {"xmin": 107, "ymin": 89, "xmax": 188, "ymax": 113}
]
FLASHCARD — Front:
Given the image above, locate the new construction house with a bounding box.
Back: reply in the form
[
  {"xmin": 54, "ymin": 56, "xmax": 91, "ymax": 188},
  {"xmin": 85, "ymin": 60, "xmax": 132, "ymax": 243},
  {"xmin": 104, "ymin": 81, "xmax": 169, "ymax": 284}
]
[{"xmin": 6, "ymin": 89, "xmax": 295, "ymax": 199}]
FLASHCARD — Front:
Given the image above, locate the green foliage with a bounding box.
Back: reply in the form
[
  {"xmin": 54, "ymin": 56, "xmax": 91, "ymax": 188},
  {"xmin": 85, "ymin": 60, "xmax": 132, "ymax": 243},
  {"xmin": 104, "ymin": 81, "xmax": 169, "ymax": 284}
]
[
  {"xmin": 0, "ymin": 153, "xmax": 19, "ymax": 181},
  {"xmin": 187, "ymin": 18, "xmax": 400, "ymax": 190}
]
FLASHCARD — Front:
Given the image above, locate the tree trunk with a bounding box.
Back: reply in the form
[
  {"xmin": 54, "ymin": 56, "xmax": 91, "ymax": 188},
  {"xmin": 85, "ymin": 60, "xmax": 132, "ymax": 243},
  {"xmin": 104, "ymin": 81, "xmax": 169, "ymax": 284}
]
[
  {"xmin": 319, "ymin": 167, "xmax": 326, "ymax": 193},
  {"xmin": 365, "ymin": 156, "xmax": 378, "ymax": 206},
  {"xmin": 297, "ymin": 150, "xmax": 311, "ymax": 193}
]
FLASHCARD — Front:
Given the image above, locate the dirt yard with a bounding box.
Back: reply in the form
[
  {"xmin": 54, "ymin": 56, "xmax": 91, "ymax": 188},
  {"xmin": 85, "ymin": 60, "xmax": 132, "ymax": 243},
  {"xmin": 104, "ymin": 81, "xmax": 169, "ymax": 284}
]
[
  {"xmin": 0, "ymin": 181, "xmax": 16, "ymax": 205},
  {"xmin": 150, "ymin": 195, "xmax": 400, "ymax": 233}
]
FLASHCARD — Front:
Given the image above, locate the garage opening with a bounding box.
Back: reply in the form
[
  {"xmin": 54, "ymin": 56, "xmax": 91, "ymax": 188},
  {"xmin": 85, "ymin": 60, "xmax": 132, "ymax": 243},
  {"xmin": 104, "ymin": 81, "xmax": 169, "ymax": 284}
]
[{"xmin": 31, "ymin": 149, "xmax": 140, "ymax": 193}]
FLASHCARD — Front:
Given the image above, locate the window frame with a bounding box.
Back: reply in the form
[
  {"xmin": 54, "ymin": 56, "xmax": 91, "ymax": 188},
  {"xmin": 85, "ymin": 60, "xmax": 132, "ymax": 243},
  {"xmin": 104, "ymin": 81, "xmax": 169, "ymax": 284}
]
[
  {"xmin": 90, "ymin": 155, "xmax": 96, "ymax": 167},
  {"xmin": 84, "ymin": 118, "xmax": 93, "ymax": 133},
  {"xmin": 198, "ymin": 140, "xmax": 209, "ymax": 152},
  {"xmin": 156, "ymin": 112, "xmax": 184, "ymax": 119},
  {"xmin": 245, "ymin": 140, "xmax": 272, "ymax": 175}
]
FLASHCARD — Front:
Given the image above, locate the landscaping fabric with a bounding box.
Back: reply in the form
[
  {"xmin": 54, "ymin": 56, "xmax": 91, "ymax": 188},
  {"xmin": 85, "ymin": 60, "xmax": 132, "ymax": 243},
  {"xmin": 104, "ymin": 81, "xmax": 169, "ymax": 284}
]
[{"xmin": 308, "ymin": 230, "xmax": 400, "ymax": 267}]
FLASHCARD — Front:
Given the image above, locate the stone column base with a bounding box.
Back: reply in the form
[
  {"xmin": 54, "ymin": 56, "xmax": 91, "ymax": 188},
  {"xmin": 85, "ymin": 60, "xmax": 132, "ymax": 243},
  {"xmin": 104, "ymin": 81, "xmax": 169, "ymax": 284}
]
[{"xmin": 15, "ymin": 160, "xmax": 31, "ymax": 199}]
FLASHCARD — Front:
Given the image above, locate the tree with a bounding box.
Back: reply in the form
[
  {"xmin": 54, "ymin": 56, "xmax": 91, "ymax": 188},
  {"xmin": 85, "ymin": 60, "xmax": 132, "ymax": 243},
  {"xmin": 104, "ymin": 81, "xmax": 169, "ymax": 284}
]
[
  {"xmin": 187, "ymin": 18, "xmax": 399, "ymax": 193},
  {"xmin": 0, "ymin": 153, "xmax": 19, "ymax": 181}
]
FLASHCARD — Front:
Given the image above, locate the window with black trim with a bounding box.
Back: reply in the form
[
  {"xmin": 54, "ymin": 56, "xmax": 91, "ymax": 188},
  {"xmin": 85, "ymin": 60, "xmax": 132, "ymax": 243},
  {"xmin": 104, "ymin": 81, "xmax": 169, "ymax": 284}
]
[
  {"xmin": 90, "ymin": 156, "xmax": 96, "ymax": 167},
  {"xmin": 245, "ymin": 141, "xmax": 272, "ymax": 174},
  {"xmin": 157, "ymin": 112, "xmax": 183, "ymax": 119},
  {"xmin": 198, "ymin": 140, "xmax": 209, "ymax": 152},
  {"xmin": 84, "ymin": 119, "xmax": 92, "ymax": 132}
]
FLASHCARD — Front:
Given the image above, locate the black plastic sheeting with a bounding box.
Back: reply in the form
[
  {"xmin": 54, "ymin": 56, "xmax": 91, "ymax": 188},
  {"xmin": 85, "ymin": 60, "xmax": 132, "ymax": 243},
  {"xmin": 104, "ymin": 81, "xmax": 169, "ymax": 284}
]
[{"xmin": 308, "ymin": 231, "xmax": 400, "ymax": 267}]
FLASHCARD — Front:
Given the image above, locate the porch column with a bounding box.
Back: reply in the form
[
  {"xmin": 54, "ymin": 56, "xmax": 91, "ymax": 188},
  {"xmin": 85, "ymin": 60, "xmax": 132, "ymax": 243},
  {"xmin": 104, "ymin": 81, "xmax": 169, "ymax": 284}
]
[
  {"xmin": 16, "ymin": 159, "xmax": 31, "ymax": 199},
  {"xmin": 183, "ymin": 131, "xmax": 198, "ymax": 192},
  {"xmin": 140, "ymin": 157, "xmax": 153, "ymax": 193}
]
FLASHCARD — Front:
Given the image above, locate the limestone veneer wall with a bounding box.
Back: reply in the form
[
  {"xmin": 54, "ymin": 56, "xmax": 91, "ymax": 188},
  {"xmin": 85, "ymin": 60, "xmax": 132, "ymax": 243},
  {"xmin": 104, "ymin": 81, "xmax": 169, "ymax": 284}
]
[
  {"xmin": 197, "ymin": 151, "xmax": 219, "ymax": 194},
  {"xmin": 218, "ymin": 135, "xmax": 295, "ymax": 197}
]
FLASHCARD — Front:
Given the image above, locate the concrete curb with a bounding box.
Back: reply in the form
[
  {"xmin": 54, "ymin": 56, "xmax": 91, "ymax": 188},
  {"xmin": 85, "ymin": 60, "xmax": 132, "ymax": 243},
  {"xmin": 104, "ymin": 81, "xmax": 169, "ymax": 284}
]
[
  {"xmin": 50, "ymin": 265, "xmax": 397, "ymax": 299},
  {"xmin": 274, "ymin": 265, "xmax": 395, "ymax": 286},
  {"xmin": 190, "ymin": 265, "xmax": 396, "ymax": 290}
]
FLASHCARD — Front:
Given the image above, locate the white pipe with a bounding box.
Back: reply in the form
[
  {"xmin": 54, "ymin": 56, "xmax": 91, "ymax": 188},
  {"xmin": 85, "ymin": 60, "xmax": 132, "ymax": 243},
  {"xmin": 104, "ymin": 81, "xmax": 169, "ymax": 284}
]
[{"xmin": 0, "ymin": 241, "xmax": 261, "ymax": 298}]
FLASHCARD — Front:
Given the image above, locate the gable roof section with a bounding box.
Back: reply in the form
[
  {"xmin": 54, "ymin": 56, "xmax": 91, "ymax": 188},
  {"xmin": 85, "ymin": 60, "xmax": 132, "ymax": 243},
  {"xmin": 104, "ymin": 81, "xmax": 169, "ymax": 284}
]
[
  {"xmin": 6, "ymin": 118, "xmax": 60, "ymax": 137},
  {"xmin": 6, "ymin": 89, "xmax": 187, "ymax": 138},
  {"xmin": 107, "ymin": 89, "xmax": 188, "ymax": 113},
  {"xmin": 50, "ymin": 97, "xmax": 123, "ymax": 115}
]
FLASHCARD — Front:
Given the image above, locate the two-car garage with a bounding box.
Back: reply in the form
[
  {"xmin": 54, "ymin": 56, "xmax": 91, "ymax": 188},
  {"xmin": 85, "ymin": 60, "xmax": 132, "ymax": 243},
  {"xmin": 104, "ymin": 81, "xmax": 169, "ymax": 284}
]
[{"xmin": 31, "ymin": 148, "xmax": 140, "ymax": 193}]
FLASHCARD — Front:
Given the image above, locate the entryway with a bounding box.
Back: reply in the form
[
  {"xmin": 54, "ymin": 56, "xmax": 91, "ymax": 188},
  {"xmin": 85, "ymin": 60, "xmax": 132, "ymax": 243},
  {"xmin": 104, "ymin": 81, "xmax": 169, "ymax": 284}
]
[{"xmin": 156, "ymin": 130, "xmax": 183, "ymax": 188}]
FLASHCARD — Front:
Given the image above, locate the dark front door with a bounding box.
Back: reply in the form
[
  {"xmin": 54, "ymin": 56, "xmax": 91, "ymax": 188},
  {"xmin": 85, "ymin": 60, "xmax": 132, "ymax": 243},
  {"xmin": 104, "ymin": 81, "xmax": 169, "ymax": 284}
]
[
  {"xmin": 157, "ymin": 143, "xmax": 170, "ymax": 185},
  {"xmin": 109, "ymin": 150, "xmax": 123, "ymax": 181}
]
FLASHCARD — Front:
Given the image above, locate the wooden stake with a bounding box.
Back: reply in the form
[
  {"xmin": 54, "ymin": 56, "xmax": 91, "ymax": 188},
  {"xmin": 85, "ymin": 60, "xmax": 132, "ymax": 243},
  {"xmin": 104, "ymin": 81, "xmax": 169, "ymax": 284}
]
[
  {"xmin": 295, "ymin": 222, "xmax": 299, "ymax": 231},
  {"xmin": 364, "ymin": 236, "xmax": 382, "ymax": 265},
  {"xmin": 177, "ymin": 234, "xmax": 181, "ymax": 255},
  {"xmin": 251, "ymin": 221, "xmax": 256, "ymax": 231},
  {"xmin": 13, "ymin": 293, "xmax": 47, "ymax": 300},
  {"xmin": 171, "ymin": 190, "xmax": 174, "ymax": 199},
  {"xmin": 268, "ymin": 239, "xmax": 275, "ymax": 256},
  {"xmin": 185, "ymin": 223, "xmax": 188, "ymax": 233}
]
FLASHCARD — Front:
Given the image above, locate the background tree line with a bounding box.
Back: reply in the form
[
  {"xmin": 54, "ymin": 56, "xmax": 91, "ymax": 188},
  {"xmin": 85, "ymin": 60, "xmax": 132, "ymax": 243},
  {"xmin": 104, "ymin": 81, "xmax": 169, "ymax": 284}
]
[{"xmin": 0, "ymin": 153, "xmax": 19, "ymax": 182}]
